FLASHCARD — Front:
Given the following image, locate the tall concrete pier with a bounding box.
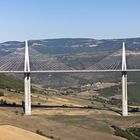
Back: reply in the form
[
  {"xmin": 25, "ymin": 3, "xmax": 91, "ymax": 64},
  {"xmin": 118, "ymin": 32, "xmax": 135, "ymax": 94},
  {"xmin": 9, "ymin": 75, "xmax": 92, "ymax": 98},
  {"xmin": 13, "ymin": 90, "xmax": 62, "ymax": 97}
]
[
  {"xmin": 24, "ymin": 40, "xmax": 31, "ymax": 115},
  {"xmin": 122, "ymin": 42, "xmax": 128, "ymax": 116}
]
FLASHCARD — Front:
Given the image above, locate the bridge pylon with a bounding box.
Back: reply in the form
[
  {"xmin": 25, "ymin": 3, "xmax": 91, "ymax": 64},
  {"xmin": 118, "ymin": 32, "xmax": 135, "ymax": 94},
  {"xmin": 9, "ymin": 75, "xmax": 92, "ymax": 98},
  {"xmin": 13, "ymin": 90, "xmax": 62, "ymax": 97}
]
[
  {"xmin": 122, "ymin": 42, "xmax": 128, "ymax": 116},
  {"xmin": 24, "ymin": 40, "xmax": 31, "ymax": 115}
]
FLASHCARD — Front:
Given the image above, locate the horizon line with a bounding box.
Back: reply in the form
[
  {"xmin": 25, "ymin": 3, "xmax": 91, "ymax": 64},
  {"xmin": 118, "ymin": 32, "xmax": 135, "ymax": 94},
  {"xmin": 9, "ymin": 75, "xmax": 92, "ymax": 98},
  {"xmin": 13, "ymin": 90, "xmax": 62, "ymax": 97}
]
[{"xmin": 0, "ymin": 36, "xmax": 140, "ymax": 44}]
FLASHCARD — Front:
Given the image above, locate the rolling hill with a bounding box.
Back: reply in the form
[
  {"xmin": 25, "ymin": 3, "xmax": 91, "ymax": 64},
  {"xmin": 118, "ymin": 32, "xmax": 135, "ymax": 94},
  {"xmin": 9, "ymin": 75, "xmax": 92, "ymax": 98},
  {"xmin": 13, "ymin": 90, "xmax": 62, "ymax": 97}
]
[
  {"xmin": 0, "ymin": 37, "xmax": 140, "ymax": 87},
  {"xmin": 0, "ymin": 38, "xmax": 140, "ymax": 140}
]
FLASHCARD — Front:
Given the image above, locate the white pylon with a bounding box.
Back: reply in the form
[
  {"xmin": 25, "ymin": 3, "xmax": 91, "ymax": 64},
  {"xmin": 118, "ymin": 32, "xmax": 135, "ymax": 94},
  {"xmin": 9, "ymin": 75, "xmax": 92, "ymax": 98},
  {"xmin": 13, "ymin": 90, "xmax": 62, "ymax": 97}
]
[
  {"xmin": 24, "ymin": 40, "xmax": 31, "ymax": 115},
  {"xmin": 122, "ymin": 42, "xmax": 128, "ymax": 116},
  {"xmin": 24, "ymin": 40, "xmax": 30, "ymax": 72},
  {"xmin": 122, "ymin": 42, "xmax": 127, "ymax": 71}
]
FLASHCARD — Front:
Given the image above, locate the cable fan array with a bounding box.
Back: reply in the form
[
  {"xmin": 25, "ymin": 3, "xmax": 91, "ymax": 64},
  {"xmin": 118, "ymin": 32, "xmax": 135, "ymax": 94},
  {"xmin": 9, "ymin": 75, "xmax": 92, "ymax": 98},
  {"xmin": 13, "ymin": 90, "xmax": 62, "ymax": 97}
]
[{"xmin": 0, "ymin": 46, "xmax": 140, "ymax": 71}]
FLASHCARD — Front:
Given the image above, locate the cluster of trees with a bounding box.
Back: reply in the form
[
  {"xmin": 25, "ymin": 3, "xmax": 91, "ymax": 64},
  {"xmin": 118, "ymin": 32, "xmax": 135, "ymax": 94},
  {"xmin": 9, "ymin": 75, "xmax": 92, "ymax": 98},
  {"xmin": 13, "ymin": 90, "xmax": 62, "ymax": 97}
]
[
  {"xmin": 0, "ymin": 90, "xmax": 4, "ymax": 96},
  {"xmin": 89, "ymin": 96, "xmax": 121, "ymax": 106},
  {"xmin": 0, "ymin": 99, "xmax": 7, "ymax": 105},
  {"xmin": 0, "ymin": 99, "xmax": 16, "ymax": 106},
  {"xmin": 36, "ymin": 129, "xmax": 58, "ymax": 139},
  {"xmin": 0, "ymin": 74, "xmax": 23, "ymax": 91},
  {"xmin": 112, "ymin": 125, "xmax": 140, "ymax": 140}
]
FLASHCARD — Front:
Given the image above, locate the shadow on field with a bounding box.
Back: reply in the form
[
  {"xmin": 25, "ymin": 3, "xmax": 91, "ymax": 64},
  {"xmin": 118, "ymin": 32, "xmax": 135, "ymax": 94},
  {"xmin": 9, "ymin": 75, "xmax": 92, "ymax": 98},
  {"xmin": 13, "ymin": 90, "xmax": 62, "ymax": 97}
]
[
  {"xmin": 0, "ymin": 103, "xmax": 96, "ymax": 109},
  {"xmin": 0, "ymin": 103, "xmax": 121, "ymax": 115},
  {"xmin": 1, "ymin": 103, "xmax": 139, "ymax": 115}
]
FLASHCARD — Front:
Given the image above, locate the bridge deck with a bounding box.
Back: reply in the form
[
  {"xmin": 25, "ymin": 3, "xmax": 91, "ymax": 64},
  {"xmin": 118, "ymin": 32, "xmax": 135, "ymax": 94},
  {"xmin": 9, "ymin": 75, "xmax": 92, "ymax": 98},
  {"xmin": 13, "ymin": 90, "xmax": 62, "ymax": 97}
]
[{"xmin": 0, "ymin": 69, "xmax": 140, "ymax": 74}]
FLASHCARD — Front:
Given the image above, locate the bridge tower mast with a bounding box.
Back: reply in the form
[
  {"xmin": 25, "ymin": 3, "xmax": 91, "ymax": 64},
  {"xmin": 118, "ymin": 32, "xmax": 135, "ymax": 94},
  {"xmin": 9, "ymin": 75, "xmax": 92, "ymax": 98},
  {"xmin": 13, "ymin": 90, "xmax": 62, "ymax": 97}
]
[
  {"xmin": 24, "ymin": 40, "xmax": 31, "ymax": 115},
  {"xmin": 122, "ymin": 42, "xmax": 128, "ymax": 116}
]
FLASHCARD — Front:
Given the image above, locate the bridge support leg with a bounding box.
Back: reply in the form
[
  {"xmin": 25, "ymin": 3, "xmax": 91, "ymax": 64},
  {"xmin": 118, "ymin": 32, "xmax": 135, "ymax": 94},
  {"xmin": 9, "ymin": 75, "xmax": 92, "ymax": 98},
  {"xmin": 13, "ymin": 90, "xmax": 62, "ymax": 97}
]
[
  {"xmin": 122, "ymin": 71, "xmax": 128, "ymax": 116},
  {"xmin": 24, "ymin": 73, "xmax": 31, "ymax": 115}
]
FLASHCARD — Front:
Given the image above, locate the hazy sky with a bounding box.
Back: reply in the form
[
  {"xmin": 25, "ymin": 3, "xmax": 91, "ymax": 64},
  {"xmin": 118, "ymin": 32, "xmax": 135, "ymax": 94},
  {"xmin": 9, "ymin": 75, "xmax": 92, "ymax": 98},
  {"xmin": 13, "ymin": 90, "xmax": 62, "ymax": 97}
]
[{"xmin": 0, "ymin": 0, "xmax": 140, "ymax": 42}]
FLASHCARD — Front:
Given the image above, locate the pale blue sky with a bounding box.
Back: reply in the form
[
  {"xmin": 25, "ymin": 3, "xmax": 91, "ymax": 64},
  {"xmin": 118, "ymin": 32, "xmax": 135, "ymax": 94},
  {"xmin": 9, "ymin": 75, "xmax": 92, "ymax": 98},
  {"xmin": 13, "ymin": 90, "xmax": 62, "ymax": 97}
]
[{"xmin": 0, "ymin": 0, "xmax": 140, "ymax": 42}]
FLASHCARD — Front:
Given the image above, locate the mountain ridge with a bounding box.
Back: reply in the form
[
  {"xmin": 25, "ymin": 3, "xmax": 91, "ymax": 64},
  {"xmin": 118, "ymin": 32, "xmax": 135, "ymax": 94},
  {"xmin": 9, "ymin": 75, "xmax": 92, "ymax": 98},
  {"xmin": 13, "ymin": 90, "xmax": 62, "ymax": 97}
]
[
  {"xmin": 0, "ymin": 37, "xmax": 140, "ymax": 86},
  {"xmin": 0, "ymin": 37, "xmax": 140, "ymax": 54}
]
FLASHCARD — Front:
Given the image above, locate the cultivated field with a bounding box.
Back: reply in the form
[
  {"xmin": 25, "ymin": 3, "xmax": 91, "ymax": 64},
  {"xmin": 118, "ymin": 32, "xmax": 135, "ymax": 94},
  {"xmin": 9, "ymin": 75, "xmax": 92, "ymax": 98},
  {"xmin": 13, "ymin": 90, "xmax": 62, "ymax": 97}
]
[
  {"xmin": 0, "ymin": 125, "xmax": 50, "ymax": 140},
  {"xmin": 0, "ymin": 85, "xmax": 140, "ymax": 140}
]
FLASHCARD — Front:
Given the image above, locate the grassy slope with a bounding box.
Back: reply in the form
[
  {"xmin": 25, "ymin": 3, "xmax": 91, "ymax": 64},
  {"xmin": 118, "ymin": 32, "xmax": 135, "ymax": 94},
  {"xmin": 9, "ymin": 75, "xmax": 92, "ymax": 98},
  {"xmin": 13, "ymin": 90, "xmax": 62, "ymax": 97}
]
[
  {"xmin": 0, "ymin": 74, "xmax": 23, "ymax": 91},
  {"xmin": 98, "ymin": 83, "xmax": 140, "ymax": 103},
  {"xmin": 98, "ymin": 72, "xmax": 140, "ymax": 103}
]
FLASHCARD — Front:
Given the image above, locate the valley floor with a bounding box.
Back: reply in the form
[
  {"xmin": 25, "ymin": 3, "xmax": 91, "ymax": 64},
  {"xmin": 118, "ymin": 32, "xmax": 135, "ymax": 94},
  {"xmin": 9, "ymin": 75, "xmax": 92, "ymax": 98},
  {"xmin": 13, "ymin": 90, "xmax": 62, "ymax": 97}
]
[
  {"xmin": 0, "ymin": 86, "xmax": 140, "ymax": 140},
  {"xmin": 0, "ymin": 107, "xmax": 127, "ymax": 140}
]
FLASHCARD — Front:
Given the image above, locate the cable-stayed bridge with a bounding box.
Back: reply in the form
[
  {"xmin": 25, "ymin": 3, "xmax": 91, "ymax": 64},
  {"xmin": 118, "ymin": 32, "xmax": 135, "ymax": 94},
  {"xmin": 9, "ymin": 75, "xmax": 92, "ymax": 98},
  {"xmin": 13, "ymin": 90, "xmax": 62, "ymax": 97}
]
[
  {"xmin": 0, "ymin": 41, "xmax": 140, "ymax": 116},
  {"xmin": 0, "ymin": 45, "xmax": 140, "ymax": 72}
]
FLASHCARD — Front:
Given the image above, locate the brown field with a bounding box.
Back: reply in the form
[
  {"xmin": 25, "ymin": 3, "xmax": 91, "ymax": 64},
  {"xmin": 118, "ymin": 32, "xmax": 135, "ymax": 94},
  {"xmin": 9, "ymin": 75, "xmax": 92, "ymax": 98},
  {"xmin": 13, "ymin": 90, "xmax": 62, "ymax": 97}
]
[
  {"xmin": 0, "ymin": 125, "xmax": 50, "ymax": 140},
  {"xmin": 0, "ymin": 107, "xmax": 127, "ymax": 140},
  {"xmin": 0, "ymin": 88, "xmax": 140, "ymax": 140}
]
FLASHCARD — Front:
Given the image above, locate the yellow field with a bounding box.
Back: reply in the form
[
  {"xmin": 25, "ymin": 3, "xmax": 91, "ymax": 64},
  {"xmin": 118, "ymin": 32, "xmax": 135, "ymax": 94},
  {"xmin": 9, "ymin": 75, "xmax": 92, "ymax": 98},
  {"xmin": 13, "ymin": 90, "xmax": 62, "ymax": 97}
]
[
  {"xmin": 0, "ymin": 88, "xmax": 139, "ymax": 140},
  {"xmin": 0, "ymin": 125, "xmax": 51, "ymax": 140}
]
